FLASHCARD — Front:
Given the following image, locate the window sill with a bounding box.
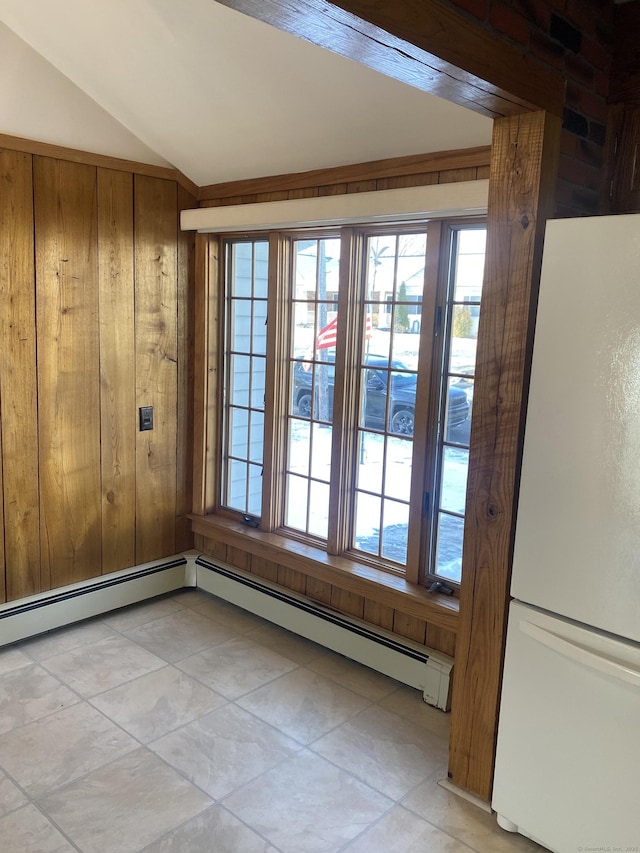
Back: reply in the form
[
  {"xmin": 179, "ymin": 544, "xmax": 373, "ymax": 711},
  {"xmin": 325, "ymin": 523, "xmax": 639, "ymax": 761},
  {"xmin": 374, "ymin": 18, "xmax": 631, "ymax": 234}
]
[{"xmin": 189, "ymin": 513, "xmax": 459, "ymax": 634}]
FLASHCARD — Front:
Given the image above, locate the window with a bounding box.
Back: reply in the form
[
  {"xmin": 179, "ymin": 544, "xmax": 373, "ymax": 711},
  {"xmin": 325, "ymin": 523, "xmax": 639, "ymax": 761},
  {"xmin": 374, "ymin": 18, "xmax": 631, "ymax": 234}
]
[{"xmin": 217, "ymin": 221, "xmax": 486, "ymax": 587}]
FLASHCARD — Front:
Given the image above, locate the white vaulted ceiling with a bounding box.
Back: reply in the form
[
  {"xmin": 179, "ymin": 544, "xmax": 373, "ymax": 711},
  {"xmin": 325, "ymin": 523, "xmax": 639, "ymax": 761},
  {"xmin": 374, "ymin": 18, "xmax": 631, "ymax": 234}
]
[{"xmin": 0, "ymin": 0, "xmax": 493, "ymax": 186}]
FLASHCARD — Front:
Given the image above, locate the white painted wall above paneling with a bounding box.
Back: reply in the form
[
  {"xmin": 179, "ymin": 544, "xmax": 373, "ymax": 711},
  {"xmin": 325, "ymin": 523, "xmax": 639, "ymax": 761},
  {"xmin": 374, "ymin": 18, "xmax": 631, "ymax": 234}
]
[
  {"xmin": 0, "ymin": 1, "xmax": 492, "ymax": 185},
  {"xmin": 0, "ymin": 22, "xmax": 169, "ymax": 166}
]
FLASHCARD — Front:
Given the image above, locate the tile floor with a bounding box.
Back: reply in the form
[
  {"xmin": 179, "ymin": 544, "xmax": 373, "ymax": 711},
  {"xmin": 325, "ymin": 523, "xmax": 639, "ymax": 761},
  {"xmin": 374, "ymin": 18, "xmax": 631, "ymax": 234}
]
[{"xmin": 0, "ymin": 589, "xmax": 547, "ymax": 852}]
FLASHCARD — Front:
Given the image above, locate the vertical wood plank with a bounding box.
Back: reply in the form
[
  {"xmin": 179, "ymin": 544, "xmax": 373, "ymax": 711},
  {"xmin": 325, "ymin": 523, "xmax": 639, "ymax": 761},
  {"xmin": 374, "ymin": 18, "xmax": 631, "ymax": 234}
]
[
  {"xmin": 134, "ymin": 175, "xmax": 178, "ymax": 563},
  {"xmin": 249, "ymin": 555, "xmax": 279, "ymax": 583},
  {"xmin": 202, "ymin": 537, "xmax": 227, "ymax": 562},
  {"xmin": 306, "ymin": 577, "xmax": 332, "ymax": 606},
  {"xmin": 393, "ymin": 612, "xmax": 427, "ymax": 644},
  {"xmin": 98, "ymin": 168, "xmax": 136, "ymax": 574},
  {"xmin": 449, "ymin": 111, "xmax": 561, "ymax": 801},
  {"xmin": 363, "ymin": 599, "xmax": 395, "ymax": 631},
  {"xmin": 226, "ymin": 545, "xmax": 250, "ymax": 571},
  {"xmin": 35, "ymin": 156, "xmax": 101, "ymax": 588},
  {"xmin": 330, "ymin": 587, "xmax": 364, "ymax": 619},
  {"xmin": 277, "ymin": 566, "xmax": 307, "ymax": 594},
  {"xmin": 0, "ymin": 149, "xmax": 40, "ymax": 600},
  {"xmin": 176, "ymin": 186, "xmax": 197, "ymax": 550},
  {"xmin": 426, "ymin": 625, "xmax": 456, "ymax": 657}
]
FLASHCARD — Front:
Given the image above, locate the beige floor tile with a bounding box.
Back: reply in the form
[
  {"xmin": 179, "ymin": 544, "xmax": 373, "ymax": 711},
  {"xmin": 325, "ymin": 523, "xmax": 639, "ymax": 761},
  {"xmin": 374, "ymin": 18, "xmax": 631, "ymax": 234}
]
[
  {"xmin": 190, "ymin": 596, "xmax": 268, "ymax": 634},
  {"xmin": 402, "ymin": 777, "xmax": 540, "ymax": 852},
  {"xmin": 90, "ymin": 665, "xmax": 226, "ymax": 742},
  {"xmin": 343, "ymin": 804, "xmax": 471, "ymax": 852},
  {"xmin": 170, "ymin": 589, "xmax": 212, "ymax": 608},
  {"xmin": 0, "ymin": 803, "xmax": 76, "ymax": 852},
  {"xmin": 245, "ymin": 622, "xmax": 326, "ymax": 665},
  {"xmin": 223, "ymin": 750, "xmax": 393, "ymax": 853},
  {"xmin": 0, "ymin": 646, "xmax": 33, "ymax": 676},
  {"xmin": 0, "ymin": 663, "xmax": 78, "ymax": 734},
  {"xmin": 123, "ymin": 610, "xmax": 238, "ymax": 663},
  {"xmin": 378, "ymin": 684, "xmax": 452, "ymax": 739},
  {"xmin": 0, "ymin": 701, "xmax": 137, "ymax": 799},
  {"xmin": 178, "ymin": 636, "xmax": 298, "ymax": 699},
  {"xmin": 150, "ymin": 702, "xmax": 301, "ymax": 799},
  {"xmin": 237, "ymin": 667, "xmax": 370, "ymax": 744},
  {"xmin": 101, "ymin": 595, "xmax": 186, "ymax": 632},
  {"xmin": 0, "ymin": 769, "xmax": 29, "ymax": 818},
  {"xmin": 42, "ymin": 633, "xmax": 165, "ymax": 697},
  {"xmin": 39, "ymin": 747, "xmax": 212, "ymax": 853},
  {"xmin": 312, "ymin": 704, "xmax": 448, "ymax": 800},
  {"xmin": 21, "ymin": 618, "xmax": 115, "ymax": 661},
  {"xmin": 306, "ymin": 650, "xmax": 399, "ymax": 701},
  {"xmin": 141, "ymin": 804, "xmax": 274, "ymax": 852}
]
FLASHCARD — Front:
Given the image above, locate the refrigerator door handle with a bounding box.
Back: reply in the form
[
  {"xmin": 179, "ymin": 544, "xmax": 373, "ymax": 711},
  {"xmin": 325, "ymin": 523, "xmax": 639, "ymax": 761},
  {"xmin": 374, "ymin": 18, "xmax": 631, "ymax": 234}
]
[{"xmin": 520, "ymin": 619, "xmax": 640, "ymax": 688}]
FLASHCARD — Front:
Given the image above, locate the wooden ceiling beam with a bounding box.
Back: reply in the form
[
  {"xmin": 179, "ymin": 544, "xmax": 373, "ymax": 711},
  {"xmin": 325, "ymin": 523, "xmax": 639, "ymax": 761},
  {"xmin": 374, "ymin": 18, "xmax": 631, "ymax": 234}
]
[{"xmin": 214, "ymin": 0, "xmax": 565, "ymax": 118}]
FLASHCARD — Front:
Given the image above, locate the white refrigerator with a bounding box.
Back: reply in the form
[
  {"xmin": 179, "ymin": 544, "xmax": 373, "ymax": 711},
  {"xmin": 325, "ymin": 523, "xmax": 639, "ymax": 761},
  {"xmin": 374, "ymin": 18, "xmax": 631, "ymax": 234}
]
[{"xmin": 492, "ymin": 214, "xmax": 640, "ymax": 852}]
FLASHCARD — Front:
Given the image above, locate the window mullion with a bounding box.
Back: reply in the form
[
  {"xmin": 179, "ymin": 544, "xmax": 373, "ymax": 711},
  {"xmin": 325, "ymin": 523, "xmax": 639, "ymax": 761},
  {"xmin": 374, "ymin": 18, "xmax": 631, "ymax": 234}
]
[
  {"xmin": 327, "ymin": 227, "xmax": 362, "ymax": 555},
  {"xmin": 260, "ymin": 232, "xmax": 288, "ymax": 531}
]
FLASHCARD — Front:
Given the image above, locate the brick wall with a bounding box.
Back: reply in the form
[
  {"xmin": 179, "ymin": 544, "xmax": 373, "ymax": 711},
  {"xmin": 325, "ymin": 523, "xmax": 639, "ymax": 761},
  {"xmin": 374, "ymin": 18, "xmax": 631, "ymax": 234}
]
[{"xmin": 446, "ymin": 0, "xmax": 615, "ymax": 216}]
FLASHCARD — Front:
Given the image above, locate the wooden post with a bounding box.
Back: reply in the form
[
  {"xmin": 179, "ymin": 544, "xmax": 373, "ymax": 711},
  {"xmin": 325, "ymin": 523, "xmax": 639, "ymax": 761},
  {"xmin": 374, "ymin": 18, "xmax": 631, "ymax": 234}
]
[{"xmin": 448, "ymin": 110, "xmax": 561, "ymax": 800}]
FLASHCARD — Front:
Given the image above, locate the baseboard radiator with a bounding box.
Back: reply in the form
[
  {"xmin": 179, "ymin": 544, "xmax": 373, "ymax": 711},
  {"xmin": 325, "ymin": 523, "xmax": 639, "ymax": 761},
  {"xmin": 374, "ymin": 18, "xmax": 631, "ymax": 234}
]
[
  {"xmin": 0, "ymin": 554, "xmax": 193, "ymax": 648},
  {"xmin": 0, "ymin": 550, "xmax": 453, "ymax": 711},
  {"xmin": 196, "ymin": 556, "xmax": 453, "ymax": 711}
]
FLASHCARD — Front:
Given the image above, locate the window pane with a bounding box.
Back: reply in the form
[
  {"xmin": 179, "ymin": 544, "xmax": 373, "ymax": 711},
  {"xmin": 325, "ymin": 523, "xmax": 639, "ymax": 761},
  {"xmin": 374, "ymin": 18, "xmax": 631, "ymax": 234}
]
[
  {"xmin": 384, "ymin": 436, "xmax": 413, "ymax": 502},
  {"xmin": 435, "ymin": 512, "xmax": 464, "ymax": 583},
  {"xmin": 286, "ymin": 474, "xmax": 309, "ymax": 532},
  {"xmin": 357, "ymin": 431, "xmax": 383, "ymax": 494},
  {"xmin": 222, "ymin": 240, "xmax": 268, "ymax": 515},
  {"xmin": 288, "ymin": 420, "xmax": 311, "ymax": 476},
  {"xmin": 229, "ymin": 407, "xmax": 248, "ymax": 457},
  {"xmin": 308, "ymin": 481, "xmax": 330, "ymax": 539},
  {"xmin": 354, "ymin": 492, "xmax": 382, "ymax": 556},
  {"xmin": 310, "ymin": 423, "xmax": 332, "ymax": 480},
  {"xmin": 440, "ymin": 446, "xmax": 469, "ymax": 514},
  {"xmin": 229, "ymin": 354, "xmax": 250, "ymax": 407},
  {"xmin": 381, "ymin": 499, "xmax": 409, "ymax": 563}
]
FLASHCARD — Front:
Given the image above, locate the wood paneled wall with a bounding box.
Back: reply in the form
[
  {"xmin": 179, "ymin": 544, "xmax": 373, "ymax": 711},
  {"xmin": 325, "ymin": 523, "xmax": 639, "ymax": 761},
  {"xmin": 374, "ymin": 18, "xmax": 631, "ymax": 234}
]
[{"xmin": 0, "ymin": 147, "xmax": 195, "ymax": 603}]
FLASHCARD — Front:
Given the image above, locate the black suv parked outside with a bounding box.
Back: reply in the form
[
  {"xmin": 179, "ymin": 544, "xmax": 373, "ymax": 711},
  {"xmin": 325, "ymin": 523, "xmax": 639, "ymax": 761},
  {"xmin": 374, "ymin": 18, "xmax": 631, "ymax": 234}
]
[{"xmin": 292, "ymin": 354, "xmax": 469, "ymax": 438}]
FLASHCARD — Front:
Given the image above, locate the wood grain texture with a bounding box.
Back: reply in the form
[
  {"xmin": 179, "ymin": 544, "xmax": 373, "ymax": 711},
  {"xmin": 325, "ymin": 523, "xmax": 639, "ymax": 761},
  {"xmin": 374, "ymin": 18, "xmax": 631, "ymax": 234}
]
[
  {"xmin": 448, "ymin": 111, "xmax": 561, "ymax": 801},
  {"xmin": 176, "ymin": 186, "xmax": 197, "ymax": 551},
  {"xmin": 134, "ymin": 175, "xmax": 178, "ymax": 563},
  {"xmin": 98, "ymin": 168, "xmax": 136, "ymax": 574},
  {"xmin": 330, "ymin": 587, "xmax": 365, "ymax": 619},
  {"xmin": 214, "ymin": 1, "xmax": 563, "ymax": 116},
  {"xmin": 277, "ymin": 566, "xmax": 307, "ymax": 594},
  {"xmin": 198, "ymin": 147, "xmax": 490, "ymax": 204},
  {"xmin": 426, "ymin": 625, "xmax": 456, "ymax": 657},
  {"xmin": 35, "ymin": 157, "xmax": 102, "ymax": 588},
  {"xmin": 363, "ymin": 599, "xmax": 394, "ymax": 631},
  {"xmin": 0, "ymin": 149, "xmax": 40, "ymax": 600},
  {"xmin": 0, "ymin": 132, "xmax": 198, "ymax": 197},
  {"xmin": 192, "ymin": 235, "xmax": 219, "ymax": 516},
  {"xmin": 306, "ymin": 577, "xmax": 333, "ymax": 606},
  {"xmin": 249, "ymin": 555, "xmax": 279, "ymax": 582},
  {"xmin": 393, "ymin": 612, "xmax": 427, "ymax": 644}
]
